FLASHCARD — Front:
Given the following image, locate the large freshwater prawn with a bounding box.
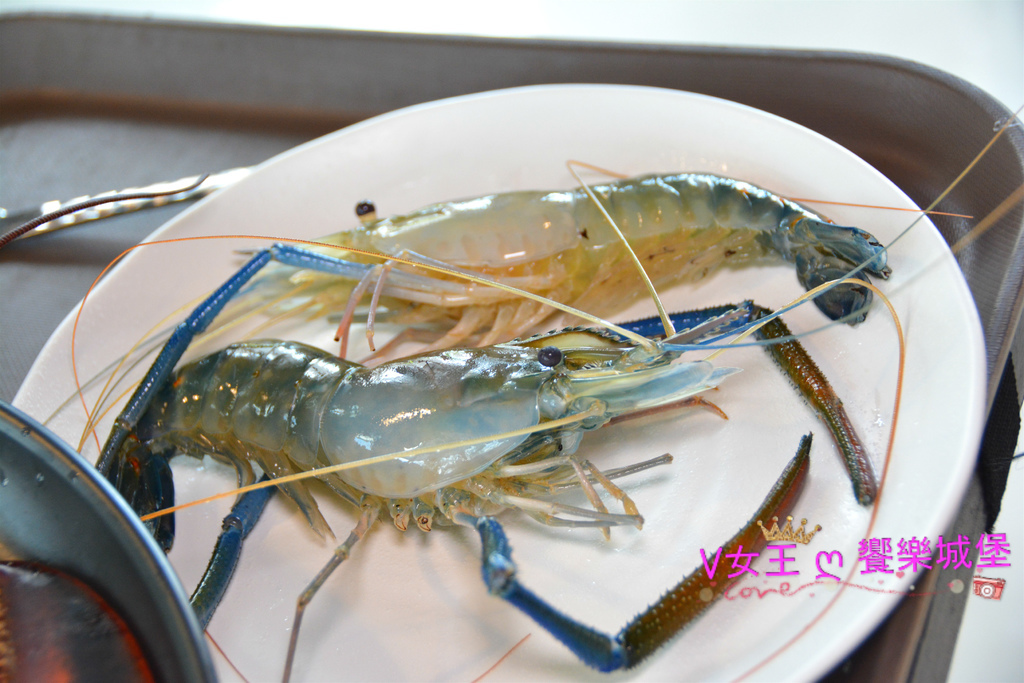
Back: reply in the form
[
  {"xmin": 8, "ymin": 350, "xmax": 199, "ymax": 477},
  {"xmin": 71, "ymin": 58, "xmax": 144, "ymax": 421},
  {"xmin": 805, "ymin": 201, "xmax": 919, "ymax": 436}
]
[
  {"xmin": 221, "ymin": 170, "xmax": 890, "ymax": 359},
  {"xmin": 63, "ymin": 167, "xmax": 890, "ymax": 475},
  {"xmin": 11, "ymin": 86, "xmax": 999, "ymax": 681}
]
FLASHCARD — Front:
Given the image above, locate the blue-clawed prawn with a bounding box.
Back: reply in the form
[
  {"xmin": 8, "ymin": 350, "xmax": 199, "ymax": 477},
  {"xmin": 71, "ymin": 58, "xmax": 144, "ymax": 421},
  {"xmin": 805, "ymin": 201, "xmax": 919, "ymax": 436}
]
[
  {"xmin": 102, "ymin": 294, "xmax": 824, "ymax": 680},
  {"xmin": 221, "ymin": 172, "xmax": 890, "ymax": 355}
]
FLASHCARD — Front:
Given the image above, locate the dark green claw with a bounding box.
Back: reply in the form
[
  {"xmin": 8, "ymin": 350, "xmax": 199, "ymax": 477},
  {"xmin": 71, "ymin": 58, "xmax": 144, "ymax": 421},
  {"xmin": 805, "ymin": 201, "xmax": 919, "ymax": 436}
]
[
  {"xmin": 750, "ymin": 306, "xmax": 877, "ymax": 505},
  {"xmin": 618, "ymin": 434, "xmax": 812, "ymax": 667}
]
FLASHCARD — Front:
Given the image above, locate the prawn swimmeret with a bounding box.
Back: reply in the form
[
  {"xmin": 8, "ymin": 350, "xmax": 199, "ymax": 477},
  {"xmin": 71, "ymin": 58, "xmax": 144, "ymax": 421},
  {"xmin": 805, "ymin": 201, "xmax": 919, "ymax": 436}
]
[{"xmin": 52, "ymin": 150, "xmax": 897, "ymax": 681}]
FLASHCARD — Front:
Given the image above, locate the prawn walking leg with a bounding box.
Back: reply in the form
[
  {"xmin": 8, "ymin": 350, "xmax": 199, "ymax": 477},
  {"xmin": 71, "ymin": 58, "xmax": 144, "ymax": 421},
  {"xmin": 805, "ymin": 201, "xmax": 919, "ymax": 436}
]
[
  {"xmin": 191, "ymin": 475, "xmax": 275, "ymax": 627},
  {"xmin": 456, "ymin": 435, "xmax": 811, "ymax": 672},
  {"xmin": 284, "ymin": 504, "xmax": 380, "ymax": 683}
]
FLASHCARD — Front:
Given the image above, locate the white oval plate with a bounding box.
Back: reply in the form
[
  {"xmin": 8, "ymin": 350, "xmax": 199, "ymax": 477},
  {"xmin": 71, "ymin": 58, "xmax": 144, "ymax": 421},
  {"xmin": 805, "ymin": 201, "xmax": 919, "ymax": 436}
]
[{"xmin": 15, "ymin": 85, "xmax": 985, "ymax": 682}]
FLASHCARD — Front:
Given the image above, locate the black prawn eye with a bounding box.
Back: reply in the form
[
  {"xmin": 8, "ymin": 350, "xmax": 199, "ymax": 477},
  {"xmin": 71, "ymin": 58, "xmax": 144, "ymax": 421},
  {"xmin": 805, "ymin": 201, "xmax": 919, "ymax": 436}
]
[
  {"xmin": 538, "ymin": 346, "xmax": 562, "ymax": 367},
  {"xmin": 355, "ymin": 200, "xmax": 376, "ymax": 217}
]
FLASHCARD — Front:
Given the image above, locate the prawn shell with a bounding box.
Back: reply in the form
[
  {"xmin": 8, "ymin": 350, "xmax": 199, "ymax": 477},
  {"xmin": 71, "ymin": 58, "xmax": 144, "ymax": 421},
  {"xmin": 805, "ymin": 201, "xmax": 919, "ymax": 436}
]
[{"xmin": 319, "ymin": 346, "xmax": 549, "ymax": 498}]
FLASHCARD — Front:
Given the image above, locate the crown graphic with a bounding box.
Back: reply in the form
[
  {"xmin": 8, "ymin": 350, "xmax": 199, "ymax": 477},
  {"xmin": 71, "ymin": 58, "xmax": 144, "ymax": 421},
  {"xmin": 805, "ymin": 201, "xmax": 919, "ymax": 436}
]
[{"xmin": 756, "ymin": 516, "xmax": 822, "ymax": 544}]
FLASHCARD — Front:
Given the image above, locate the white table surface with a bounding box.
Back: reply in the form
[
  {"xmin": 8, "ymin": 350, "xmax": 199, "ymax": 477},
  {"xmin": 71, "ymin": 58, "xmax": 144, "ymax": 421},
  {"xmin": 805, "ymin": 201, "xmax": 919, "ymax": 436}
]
[{"xmin": 3, "ymin": 2, "xmax": 1022, "ymax": 680}]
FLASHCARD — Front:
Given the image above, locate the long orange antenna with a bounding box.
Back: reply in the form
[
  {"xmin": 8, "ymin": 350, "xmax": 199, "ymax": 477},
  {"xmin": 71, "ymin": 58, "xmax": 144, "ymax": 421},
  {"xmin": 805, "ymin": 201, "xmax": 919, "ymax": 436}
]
[{"xmin": 787, "ymin": 197, "xmax": 971, "ymax": 219}]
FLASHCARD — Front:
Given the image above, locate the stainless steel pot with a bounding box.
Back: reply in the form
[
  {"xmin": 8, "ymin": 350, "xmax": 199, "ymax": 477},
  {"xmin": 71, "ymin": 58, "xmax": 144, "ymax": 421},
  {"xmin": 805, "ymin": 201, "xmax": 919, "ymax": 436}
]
[{"xmin": 0, "ymin": 401, "xmax": 215, "ymax": 682}]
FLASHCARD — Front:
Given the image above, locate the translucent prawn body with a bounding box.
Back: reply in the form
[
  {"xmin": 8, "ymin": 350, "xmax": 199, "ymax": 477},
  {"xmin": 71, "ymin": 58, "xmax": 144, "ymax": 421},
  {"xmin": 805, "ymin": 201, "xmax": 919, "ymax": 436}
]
[
  {"xmin": 127, "ymin": 333, "xmax": 735, "ymax": 529},
  {"xmin": 351, "ymin": 174, "xmax": 871, "ymax": 273},
  {"xmin": 236, "ymin": 173, "xmax": 889, "ymax": 347}
]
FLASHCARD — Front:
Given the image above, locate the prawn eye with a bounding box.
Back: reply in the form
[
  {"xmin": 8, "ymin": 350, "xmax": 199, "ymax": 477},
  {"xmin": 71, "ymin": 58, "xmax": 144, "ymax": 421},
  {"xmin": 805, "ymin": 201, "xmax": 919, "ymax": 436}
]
[
  {"xmin": 538, "ymin": 346, "xmax": 562, "ymax": 367},
  {"xmin": 355, "ymin": 200, "xmax": 377, "ymax": 217}
]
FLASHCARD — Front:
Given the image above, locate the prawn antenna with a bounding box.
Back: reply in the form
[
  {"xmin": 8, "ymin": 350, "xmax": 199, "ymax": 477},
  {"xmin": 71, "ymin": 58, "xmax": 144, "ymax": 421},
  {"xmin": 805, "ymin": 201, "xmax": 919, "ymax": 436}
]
[
  {"xmin": 880, "ymin": 104, "xmax": 1023, "ymax": 259},
  {"xmin": 950, "ymin": 183, "xmax": 1024, "ymax": 254},
  {"xmin": 568, "ymin": 161, "xmax": 676, "ymax": 337}
]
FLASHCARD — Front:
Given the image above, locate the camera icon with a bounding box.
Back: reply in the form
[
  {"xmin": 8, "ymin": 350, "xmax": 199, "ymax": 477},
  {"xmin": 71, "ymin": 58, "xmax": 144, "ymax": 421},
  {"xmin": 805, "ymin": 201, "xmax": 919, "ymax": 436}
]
[{"xmin": 972, "ymin": 576, "xmax": 1006, "ymax": 600}]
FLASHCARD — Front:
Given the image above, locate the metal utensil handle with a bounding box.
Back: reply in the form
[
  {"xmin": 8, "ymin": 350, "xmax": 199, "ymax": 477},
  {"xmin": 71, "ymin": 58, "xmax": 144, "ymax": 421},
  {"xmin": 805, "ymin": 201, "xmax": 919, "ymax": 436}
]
[{"xmin": 1, "ymin": 167, "xmax": 252, "ymax": 239}]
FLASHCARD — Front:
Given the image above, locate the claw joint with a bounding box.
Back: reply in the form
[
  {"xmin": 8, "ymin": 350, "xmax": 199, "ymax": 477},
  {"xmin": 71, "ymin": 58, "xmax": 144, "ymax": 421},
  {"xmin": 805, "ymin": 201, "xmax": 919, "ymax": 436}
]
[{"xmin": 484, "ymin": 552, "xmax": 516, "ymax": 596}]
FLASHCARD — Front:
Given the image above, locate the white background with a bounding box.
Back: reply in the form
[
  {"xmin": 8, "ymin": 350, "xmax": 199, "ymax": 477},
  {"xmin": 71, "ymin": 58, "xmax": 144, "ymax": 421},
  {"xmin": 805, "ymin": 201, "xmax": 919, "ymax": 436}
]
[{"xmin": 3, "ymin": 1, "xmax": 1022, "ymax": 680}]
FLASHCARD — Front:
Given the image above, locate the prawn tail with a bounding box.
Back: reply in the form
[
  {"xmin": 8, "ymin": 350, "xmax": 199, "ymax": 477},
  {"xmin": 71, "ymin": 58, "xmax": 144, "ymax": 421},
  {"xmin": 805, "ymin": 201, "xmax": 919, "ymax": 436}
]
[
  {"xmin": 101, "ymin": 437, "xmax": 176, "ymax": 552},
  {"xmin": 768, "ymin": 217, "xmax": 891, "ymax": 323},
  {"xmin": 795, "ymin": 253, "xmax": 874, "ymax": 323}
]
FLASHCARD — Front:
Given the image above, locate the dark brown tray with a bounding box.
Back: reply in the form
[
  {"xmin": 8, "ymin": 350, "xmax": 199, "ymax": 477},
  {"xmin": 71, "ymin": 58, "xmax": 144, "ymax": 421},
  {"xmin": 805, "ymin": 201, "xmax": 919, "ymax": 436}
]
[{"xmin": 2, "ymin": 13, "xmax": 1022, "ymax": 682}]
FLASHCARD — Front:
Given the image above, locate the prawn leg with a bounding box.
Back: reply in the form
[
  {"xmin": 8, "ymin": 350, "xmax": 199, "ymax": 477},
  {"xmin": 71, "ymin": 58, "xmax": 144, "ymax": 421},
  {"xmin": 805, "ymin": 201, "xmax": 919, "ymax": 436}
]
[
  {"xmin": 284, "ymin": 504, "xmax": 380, "ymax": 683},
  {"xmin": 458, "ymin": 434, "xmax": 812, "ymax": 671},
  {"xmin": 618, "ymin": 302, "xmax": 876, "ymax": 504},
  {"xmin": 746, "ymin": 305, "xmax": 876, "ymax": 504},
  {"xmin": 190, "ymin": 475, "xmax": 275, "ymax": 628}
]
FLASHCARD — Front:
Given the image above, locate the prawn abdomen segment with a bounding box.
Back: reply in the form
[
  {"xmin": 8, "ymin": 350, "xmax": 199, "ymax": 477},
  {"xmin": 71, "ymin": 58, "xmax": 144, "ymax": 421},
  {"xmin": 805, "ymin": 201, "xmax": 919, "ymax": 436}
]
[{"xmin": 148, "ymin": 340, "xmax": 355, "ymax": 467}]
